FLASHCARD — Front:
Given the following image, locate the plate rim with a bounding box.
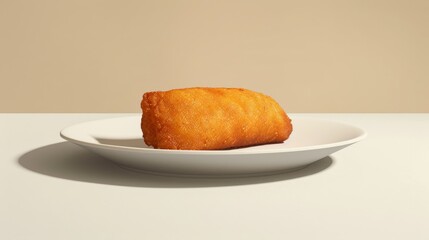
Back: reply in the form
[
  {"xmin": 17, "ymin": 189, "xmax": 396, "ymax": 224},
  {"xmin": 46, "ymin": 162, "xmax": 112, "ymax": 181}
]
[{"xmin": 60, "ymin": 116, "xmax": 367, "ymax": 155}]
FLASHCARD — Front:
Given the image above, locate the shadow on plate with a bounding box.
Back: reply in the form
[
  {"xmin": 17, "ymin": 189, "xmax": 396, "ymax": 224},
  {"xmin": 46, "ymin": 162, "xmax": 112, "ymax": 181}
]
[
  {"xmin": 18, "ymin": 142, "xmax": 334, "ymax": 188},
  {"xmin": 94, "ymin": 137, "xmax": 149, "ymax": 148}
]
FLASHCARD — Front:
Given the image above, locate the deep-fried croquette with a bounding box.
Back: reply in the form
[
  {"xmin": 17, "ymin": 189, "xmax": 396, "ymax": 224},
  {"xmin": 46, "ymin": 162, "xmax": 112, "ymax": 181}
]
[{"xmin": 141, "ymin": 87, "xmax": 292, "ymax": 150}]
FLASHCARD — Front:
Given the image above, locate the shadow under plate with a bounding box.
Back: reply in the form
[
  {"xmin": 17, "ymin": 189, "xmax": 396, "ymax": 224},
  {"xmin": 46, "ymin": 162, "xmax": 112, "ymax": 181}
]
[{"xmin": 17, "ymin": 142, "xmax": 334, "ymax": 188}]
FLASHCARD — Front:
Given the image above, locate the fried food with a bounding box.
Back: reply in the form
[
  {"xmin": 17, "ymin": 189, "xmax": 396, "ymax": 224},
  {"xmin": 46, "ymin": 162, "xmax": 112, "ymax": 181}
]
[{"xmin": 141, "ymin": 87, "xmax": 292, "ymax": 150}]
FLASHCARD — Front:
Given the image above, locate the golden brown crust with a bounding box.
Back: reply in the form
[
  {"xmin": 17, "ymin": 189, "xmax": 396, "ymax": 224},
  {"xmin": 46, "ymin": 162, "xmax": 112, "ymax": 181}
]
[{"xmin": 141, "ymin": 87, "xmax": 292, "ymax": 150}]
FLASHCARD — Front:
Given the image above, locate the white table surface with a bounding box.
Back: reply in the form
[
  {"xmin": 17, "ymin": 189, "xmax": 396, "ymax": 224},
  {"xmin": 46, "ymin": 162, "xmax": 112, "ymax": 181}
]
[{"xmin": 1, "ymin": 114, "xmax": 429, "ymax": 240}]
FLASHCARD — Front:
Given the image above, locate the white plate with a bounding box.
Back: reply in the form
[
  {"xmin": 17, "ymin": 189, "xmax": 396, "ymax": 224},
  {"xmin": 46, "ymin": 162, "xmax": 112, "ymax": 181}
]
[{"xmin": 60, "ymin": 115, "xmax": 366, "ymax": 177}]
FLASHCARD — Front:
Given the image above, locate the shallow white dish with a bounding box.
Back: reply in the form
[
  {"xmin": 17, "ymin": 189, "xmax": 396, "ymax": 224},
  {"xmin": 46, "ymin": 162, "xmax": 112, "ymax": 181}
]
[{"xmin": 60, "ymin": 115, "xmax": 366, "ymax": 176}]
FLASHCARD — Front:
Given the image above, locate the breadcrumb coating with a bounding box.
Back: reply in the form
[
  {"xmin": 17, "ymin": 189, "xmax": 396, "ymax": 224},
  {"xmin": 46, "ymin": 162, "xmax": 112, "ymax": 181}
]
[{"xmin": 141, "ymin": 87, "xmax": 292, "ymax": 150}]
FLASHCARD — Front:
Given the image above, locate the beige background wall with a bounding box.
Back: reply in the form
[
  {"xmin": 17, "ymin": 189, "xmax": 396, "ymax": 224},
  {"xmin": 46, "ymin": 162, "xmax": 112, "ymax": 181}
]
[{"xmin": 1, "ymin": 0, "xmax": 428, "ymax": 113}]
